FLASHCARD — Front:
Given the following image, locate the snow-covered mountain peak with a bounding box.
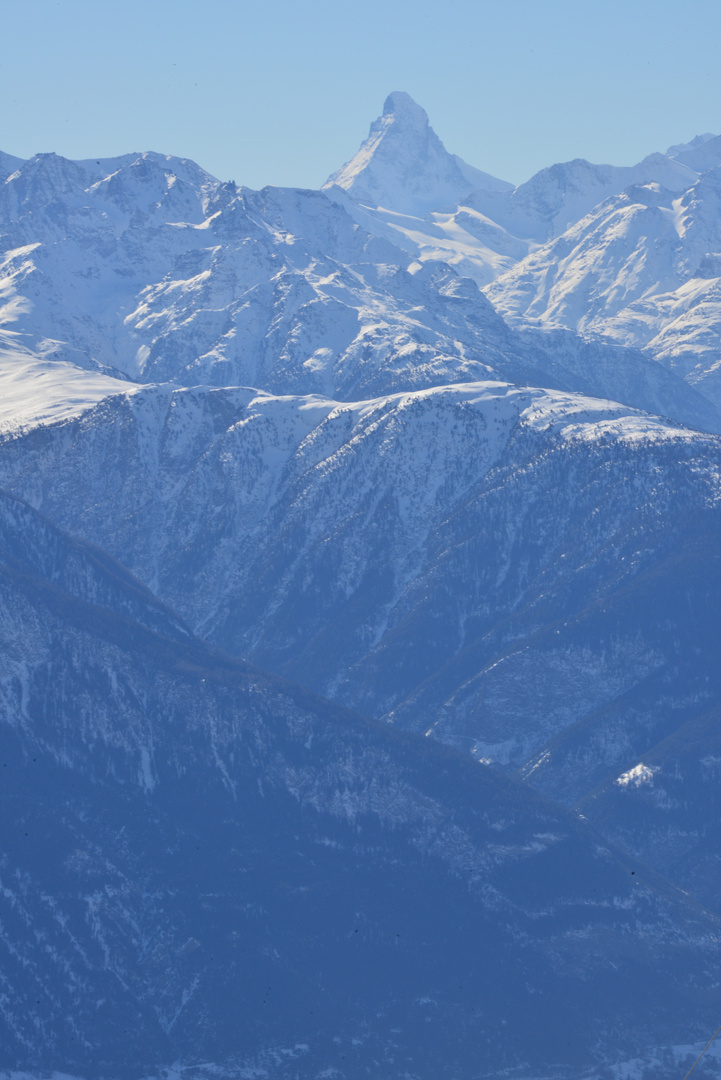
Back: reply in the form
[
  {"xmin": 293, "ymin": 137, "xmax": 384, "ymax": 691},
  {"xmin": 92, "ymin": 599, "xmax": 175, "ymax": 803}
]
[
  {"xmin": 667, "ymin": 133, "xmax": 716, "ymax": 157},
  {"xmin": 667, "ymin": 133, "xmax": 721, "ymax": 174},
  {"xmin": 0, "ymin": 152, "xmax": 92, "ymax": 220},
  {"xmin": 324, "ymin": 92, "xmax": 511, "ymax": 216},
  {"xmin": 382, "ymin": 89, "xmax": 429, "ymax": 125},
  {"xmin": 84, "ymin": 152, "xmax": 218, "ymax": 225}
]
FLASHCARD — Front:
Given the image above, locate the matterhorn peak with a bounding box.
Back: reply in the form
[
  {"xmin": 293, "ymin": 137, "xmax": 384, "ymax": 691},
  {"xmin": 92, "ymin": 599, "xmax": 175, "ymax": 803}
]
[
  {"xmin": 324, "ymin": 92, "xmax": 510, "ymax": 217},
  {"xmin": 382, "ymin": 90, "xmax": 430, "ymax": 126}
]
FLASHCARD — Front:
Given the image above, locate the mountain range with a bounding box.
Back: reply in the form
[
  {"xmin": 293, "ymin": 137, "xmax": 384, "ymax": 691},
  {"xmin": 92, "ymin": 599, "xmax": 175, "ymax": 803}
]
[{"xmin": 3, "ymin": 93, "xmax": 721, "ymax": 1080}]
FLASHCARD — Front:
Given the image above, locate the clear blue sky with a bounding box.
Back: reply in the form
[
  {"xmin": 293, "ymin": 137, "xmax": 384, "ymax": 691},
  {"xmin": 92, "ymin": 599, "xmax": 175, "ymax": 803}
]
[{"xmin": 3, "ymin": 0, "xmax": 721, "ymax": 189}]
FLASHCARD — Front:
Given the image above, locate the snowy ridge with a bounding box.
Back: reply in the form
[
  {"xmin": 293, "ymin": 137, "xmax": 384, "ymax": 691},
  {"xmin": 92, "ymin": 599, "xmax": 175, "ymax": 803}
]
[
  {"xmin": 0, "ymin": 329, "xmax": 139, "ymax": 432},
  {"xmin": 467, "ymin": 152, "xmax": 699, "ymax": 245},
  {"xmin": 1, "ymin": 146, "xmax": 717, "ymax": 434},
  {"xmin": 486, "ymin": 166, "xmax": 721, "ymax": 408},
  {"xmin": 325, "ymin": 94, "xmax": 716, "ymax": 294}
]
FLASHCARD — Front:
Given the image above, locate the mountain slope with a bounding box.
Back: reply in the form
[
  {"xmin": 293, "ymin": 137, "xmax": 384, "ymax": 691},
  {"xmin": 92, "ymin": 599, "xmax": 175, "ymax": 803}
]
[
  {"xmin": 3, "ymin": 382, "xmax": 721, "ymax": 871},
  {"xmin": 487, "ymin": 168, "xmax": 721, "ymax": 408},
  {"xmin": 0, "ymin": 329, "xmax": 140, "ymax": 433},
  {"xmin": 3, "ymin": 489, "xmax": 718, "ymax": 1079},
  {"xmin": 575, "ymin": 700, "xmax": 721, "ymax": 915}
]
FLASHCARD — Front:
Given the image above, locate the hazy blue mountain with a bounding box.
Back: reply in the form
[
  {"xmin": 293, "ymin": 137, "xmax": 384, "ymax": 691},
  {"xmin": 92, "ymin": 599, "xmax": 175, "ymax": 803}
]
[
  {"xmin": 667, "ymin": 132, "xmax": 721, "ymax": 173},
  {"xmin": 1, "ymin": 487, "xmax": 720, "ymax": 1080},
  {"xmin": 3, "ymin": 379, "xmax": 721, "ymax": 924}
]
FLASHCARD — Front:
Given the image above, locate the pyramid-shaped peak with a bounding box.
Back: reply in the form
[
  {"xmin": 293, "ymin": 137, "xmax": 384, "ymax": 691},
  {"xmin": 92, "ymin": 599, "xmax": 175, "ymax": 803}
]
[
  {"xmin": 324, "ymin": 93, "xmax": 511, "ymax": 215},
  {"xmin": 382, "ymin": 92, "xmax": 429, "ymax": 125}
]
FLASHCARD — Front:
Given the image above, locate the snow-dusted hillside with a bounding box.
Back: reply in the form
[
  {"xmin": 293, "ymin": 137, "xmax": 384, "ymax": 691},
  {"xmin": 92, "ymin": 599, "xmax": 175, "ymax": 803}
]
[
  {"xmin": 3, "ymin": 376, "xmax": 721, "ymax": 902},
  {"xmin": 5, "ymin": 489, "xmax": 719, "ymax": 1079},
  {"xmin": 487, "ymin": 167, "xmax": 721, "ymax": 407}
]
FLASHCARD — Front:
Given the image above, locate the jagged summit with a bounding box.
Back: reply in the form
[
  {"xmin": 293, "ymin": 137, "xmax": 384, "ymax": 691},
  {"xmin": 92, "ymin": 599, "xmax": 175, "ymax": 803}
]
[
  {"xmin": 667, "ymin": 132, "xmax": 716, "ymax": 157},
  {"xmin": 324, "ymin": 91, "xmax": 511, "ymax": 216},
  {"xmin": 667, "ymin": 132, "xmax": 721, "ymax": 174},
  {"xmin": 382, "ymin": 89, "xmax": 428, "ymax": 124}
]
